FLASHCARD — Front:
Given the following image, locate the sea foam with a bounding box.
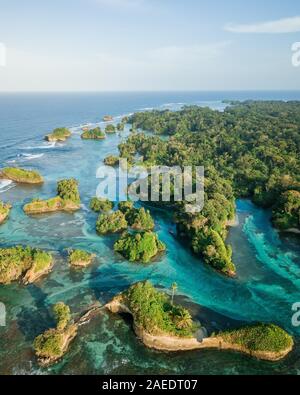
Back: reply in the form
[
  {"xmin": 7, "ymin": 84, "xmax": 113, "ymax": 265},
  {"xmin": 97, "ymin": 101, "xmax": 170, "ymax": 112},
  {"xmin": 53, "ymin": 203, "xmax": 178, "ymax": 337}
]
[
  {"xmin": 23, "ymin": 142, "xmax": 56, "ymax": 150},
  {"xmin": 0, "ymin": 179, "xmax": 14, "ymax": 193}
]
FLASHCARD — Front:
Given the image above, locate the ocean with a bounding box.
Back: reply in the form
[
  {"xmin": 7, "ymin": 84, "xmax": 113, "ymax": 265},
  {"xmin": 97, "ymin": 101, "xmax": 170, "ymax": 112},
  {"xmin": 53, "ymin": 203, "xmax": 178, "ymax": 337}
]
[{"xmin": 0, "ymin": 91, "xmax": 300, "ymax": 375}]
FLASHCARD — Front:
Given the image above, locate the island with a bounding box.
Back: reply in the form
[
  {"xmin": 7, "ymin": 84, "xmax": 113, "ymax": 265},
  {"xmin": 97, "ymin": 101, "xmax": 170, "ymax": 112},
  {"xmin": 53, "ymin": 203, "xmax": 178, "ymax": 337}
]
[
  {"xmin": 0, "ymin": 201, "xmax": 11, "ymax": 224},
  {"xmin": 81, "ymin": 127, "xmax": 106, "ymax": 140},
  {"xmin": 68, "ymin": 249, "xmax": 95, "ymax": 268},
  {"xmin": 96, "ymin": 210, "xmax": 128, "ymax": 235},
  {"xmin": 45, "ymin": 127, "xmax": 72, "ymax": 142},
  {"xmin": 23, "ymin": 178, "xmax": 81, "ymax": 215},
  {"xmin": 90, "ymin": 197, "xmax": 114, "ymax": 213},
  {"xmin": 114, "ymin": 231, "xmax": 165, "ymax": 263},
  {"xmin": 33, "ymin": 302, "xmax": 77, "ymax": 367},
  {"xmin": 116, "ymin": 101, "xmax": 300, "ymax": 277},
  {"xmin": 117, "ymin": 122, "xmax": 125, "ymax": 132},
  {"xmin": 0, "ymin": 167, "xmax": 44, "ymax": 184},
  {"xmin": 118, "ymin": 202, "xmax": 155, "ymax": 231},
  {"xmin": 103, "ymin": 155, "xmax": 120, "ymax": 166},
  {"xmin": 0, "ymin": 246, "xmax": 53, "ymax": 285},
  {"xmin": 106, "ymin": 281, "xmax": 294, "ymax": 361},
  {"xmin": 105, "ymin": 124, "xmax": 116, "ymax": 134},
  {"xmin": 95, "ymin": 202, "xmax": 155, "ymax": 236},
  {"xmin": 103, "ymin": 115, "xmax": 113, "ymax": 122}
]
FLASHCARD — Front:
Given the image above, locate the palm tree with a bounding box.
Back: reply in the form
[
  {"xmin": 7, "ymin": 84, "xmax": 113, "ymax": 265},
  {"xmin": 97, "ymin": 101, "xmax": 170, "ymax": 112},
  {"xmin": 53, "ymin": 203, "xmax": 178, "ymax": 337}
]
[
  {"xmin": 171, "ymin": 282, "xmax": 177, "ymax": 306},
  {"xmin": 174, "ymin": 309, "xmax": 193, "ymax": 330}
]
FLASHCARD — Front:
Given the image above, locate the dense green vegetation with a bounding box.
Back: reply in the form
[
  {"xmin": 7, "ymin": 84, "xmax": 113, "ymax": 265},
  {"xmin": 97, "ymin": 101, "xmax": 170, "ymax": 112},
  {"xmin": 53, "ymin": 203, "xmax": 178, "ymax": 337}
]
[
  {"xmin": 0, "ymin": 246, "xmax": 52, "ymax": 284},
  {"xmin": 45, "ymin": 127, "xmax": 71, "ymax": 142},
  {"xmin": 114, "ymin": 231, "xmax": 165, "ymax": 263},
  {"xmin": 96, "ymin": 210, "xmax": 128, "ymax": 234},
  {"xmin": 191, "ymin": 229, "xmax": 235, "ymax": 276},
  {"xmin": 118, "ymin": 201, "xmax": 134, "ymax": 214},
  {"xmin": 117, "ymin": 202, "xmax": 155, "ymax": 231},
  {"xmin": 90, "ymin": 197, "xmax": 114, "ymax": 213},
  {"xmin": 0, "ymin": 201, "xmax": 11, "ymax": 223},
  {"xmin": 57, "ymin": 179, "xmax": 80, "ymax": 204},
  {"xmin": 33, "ymin": 303, "xmax": 76, "ymax": 362},
  {"xmin": 68, "ymin": 249, "xmax": 94, "ymax": 267},
  {"xmin": 24, "ymin": 179, "xmax": 81, "ymax": 214},
  {"xmin": 104, "ymin": 155, "xmax": 120, "ymax": 166},
  {"xmin": 30, "ymin": 250, "xmax": 52, "ymax": 274},
  {"xmin": 220, "ymin": 323, "xmax": 293, "ymax": 353},
  {"xmin": 117, "ymin": 122, "xmax": 125, "ymax": 132},
  {"xmin": 123, "ymin": 281, "xmax": 196, "ymax": 337},
  {"xmin": 122, "ymin": 101, "xmax": 300, "ymax": 275},
  {"xmin": 125, "ymin": 207, "xmax": 155, "ymax": 231},
  {"xmin": 105, "ymin": 124, "xmax": 116, "ymax": 133},
  {"xmin": 272, "ymin": 190, "xmax": 300, "ymax": 231},
  {"xmin": 1, "ymin": 167, "xmax": 44, "ymax": 184},
  {"xmin": 81, "ymin": 127, "xmax": 106, "ymax": 140},
  {"xmin": 34, "ymin": 329, "xmax": 65, "ymax": 358},
  {"xmin": 53, "ymin": 302, "xmax": 71, "ymax": 331}
]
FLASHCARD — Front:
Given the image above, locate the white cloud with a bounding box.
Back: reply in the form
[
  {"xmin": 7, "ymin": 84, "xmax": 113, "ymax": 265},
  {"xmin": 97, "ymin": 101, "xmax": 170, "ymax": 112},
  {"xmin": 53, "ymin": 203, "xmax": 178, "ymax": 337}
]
[{"xmin": 225, "ymin": 16, "xmax": 300, "ymax": 34}]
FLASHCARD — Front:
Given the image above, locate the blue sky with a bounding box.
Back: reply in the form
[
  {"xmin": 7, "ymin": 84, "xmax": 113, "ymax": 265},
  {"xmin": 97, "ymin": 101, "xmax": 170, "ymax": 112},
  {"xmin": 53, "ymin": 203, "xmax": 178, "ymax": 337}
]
[{"xmin": 0, "ymin": 0, "xmax": 300, "ymax": 91}]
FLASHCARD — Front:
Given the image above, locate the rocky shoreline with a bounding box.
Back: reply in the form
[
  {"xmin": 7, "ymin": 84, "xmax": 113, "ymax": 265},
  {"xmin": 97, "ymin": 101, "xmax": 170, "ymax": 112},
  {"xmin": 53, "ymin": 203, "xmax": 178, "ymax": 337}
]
[
  {"xmin": 0, "ymin": 202, "xmax": 11, "ymax": 225},
  {"xmin": 36, "ymin": 324, "xmax": 78, "ymax": 367},
  {"xmin": 22, "ymin": 260, "xmax": 54, "ymax": 285},
  {"xmin": 24, "ymin": 197, "xmax": 80, "ymax": 215},
  {"xmin": 0, "ymin": 168, "xmax": 44, "ymax": 184},
  {"xmin": 105, "ymin": 296, "xmax": 293, "ymax": 362}
]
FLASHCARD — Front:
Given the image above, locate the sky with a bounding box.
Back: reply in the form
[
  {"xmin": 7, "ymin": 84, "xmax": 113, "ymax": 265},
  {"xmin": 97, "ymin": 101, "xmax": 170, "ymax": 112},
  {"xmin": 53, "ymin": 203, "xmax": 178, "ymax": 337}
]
[{"xmin": 0, "ymin": 0, "xmax": 300, "ymax": 91}]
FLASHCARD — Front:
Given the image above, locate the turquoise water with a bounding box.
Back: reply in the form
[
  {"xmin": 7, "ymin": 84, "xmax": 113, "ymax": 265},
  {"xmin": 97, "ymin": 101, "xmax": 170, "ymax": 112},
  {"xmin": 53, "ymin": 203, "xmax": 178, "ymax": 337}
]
[{"xmin": 0, "ymin": 92, "xmax": 300, "ymax": 375}]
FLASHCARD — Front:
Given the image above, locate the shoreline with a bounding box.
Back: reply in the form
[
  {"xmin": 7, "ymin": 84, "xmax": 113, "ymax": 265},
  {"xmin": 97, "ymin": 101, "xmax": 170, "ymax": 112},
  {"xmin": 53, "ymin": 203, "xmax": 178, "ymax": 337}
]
[
  {"xmin": 105, "ymin": 297, "xmax": 293, "ymax": 362},
  {"xmin": 226, "ymin": 214, "xmax": 239, "ymax": 228},
  {"xmin": 134, "ymin": 325, "xmax": 293, "ymax": 361}
]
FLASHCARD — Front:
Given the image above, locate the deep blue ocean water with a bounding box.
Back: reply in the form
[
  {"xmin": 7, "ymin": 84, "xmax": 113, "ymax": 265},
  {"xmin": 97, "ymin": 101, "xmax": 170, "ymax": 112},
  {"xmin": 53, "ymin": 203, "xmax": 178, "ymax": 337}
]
[{"xmin": 0, "ymin": 92, "xmax": 300, "ymax": 375}]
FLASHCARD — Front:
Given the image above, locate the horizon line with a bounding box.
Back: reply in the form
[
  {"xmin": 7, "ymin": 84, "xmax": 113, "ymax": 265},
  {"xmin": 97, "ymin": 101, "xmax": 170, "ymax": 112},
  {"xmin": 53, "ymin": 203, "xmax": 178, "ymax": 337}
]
[{"xmin": 1, "ymin": 89, "xmax": 300, "ymax": 94}]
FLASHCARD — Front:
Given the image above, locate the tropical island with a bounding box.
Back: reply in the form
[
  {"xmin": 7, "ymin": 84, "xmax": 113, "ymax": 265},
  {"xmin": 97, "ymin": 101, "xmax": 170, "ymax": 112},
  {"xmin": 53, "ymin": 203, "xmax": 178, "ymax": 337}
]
[
  {"xmin": 95, "ymin": 203, "xmax": 155, "ymax": 234},
  {"xmin": 118, "ymin": 202, "xmax": 155, "ymax": 231},
  {"xmin": 117, "ymin": 122, "xmax": 125, "ymax": 132},
  {"xmin": 24, "ymin": 178, "xmax": 81, "ymax": 215},
  {"xmin": 0, "ymin": 246, "xmax": 53, "ymax": 285},
  {"xmin": 96, "ymin": 210, "xmax": 128, "ymax": 235},
  {"xmin": 114, "ymin": 231, "xmax": 165, "ymax": 263},
  {"xmin": 116, "ymin": 101, "xmax": 300, "ymax": 276},
  {"xmin": 34, "ymin": 302, "xmax": 77, "ymax": 367},
  {"xmin": 0, "ymin": 167, "xmax": 44, "ymax": 184},
  {"xmin": 103, "ymin": 155, "xmax": 119, "ymax": 166},
  {"xmin": 68, "ymin": 249, "xmax": 95, "ymax": 268},
  {"xmin": 105, "ymin": 124, "xmax": 116, "ymax": 134},
  {"xmin": 0, "ymin": 201, "xmax": 11, "ymax": 224},
  {"xmin": 94, "ymin": 201, "xmax": 163, "ymax": 263},
  {"xmin": 45, "ymin": 127, "xmax": 72, "ymax": 142},
  {"xmin": 106, "ymin": 281, "xmax": 294, "ymax": 361},
  {"xmin": 103, "ymin": 115, "xmax": 113, "ymax": 122},
  {"xmin": 90, "ymin": 197, "xmax": 114, "ymax": 213},
  {"xmin": 81, "ymin": 127, "xmax": 106, "ymax": 140}
]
